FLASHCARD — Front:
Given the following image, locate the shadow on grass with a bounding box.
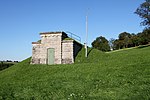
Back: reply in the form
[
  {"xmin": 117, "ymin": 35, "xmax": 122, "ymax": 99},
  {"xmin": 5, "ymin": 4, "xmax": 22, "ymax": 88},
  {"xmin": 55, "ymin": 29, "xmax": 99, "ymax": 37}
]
[
  {"xmin": 137, "ymin": 44, "xmax": 150, "ymax": 49},
  {"xmin": 87, "ymin": 48, "xmax": 93, "ymax": 57},
  {"xmin": 0, "ymin": 62, "xmax": 14, "ymax": 71}
]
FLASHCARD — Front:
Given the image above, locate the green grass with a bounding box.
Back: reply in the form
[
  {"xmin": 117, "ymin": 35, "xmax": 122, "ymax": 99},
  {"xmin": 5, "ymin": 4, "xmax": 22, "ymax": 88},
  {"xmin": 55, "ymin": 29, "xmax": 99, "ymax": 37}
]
[
  {"xmin": 0, "ymin": 46, "xmax": 150, "ymax": 99},
  {"xmin": 0, "ymin": 62, "xmax": 16, "ymax": 71},
  {"xmin": 64, "ymin": 37, "xmax": 74, "ymax": 40}
]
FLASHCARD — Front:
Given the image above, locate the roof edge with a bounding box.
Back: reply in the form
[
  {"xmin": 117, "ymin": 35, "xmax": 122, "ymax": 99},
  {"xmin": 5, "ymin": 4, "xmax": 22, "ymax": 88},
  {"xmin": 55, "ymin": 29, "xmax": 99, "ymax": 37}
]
[{"xmin": 40, "ymin": 31, "xmax": 66, "ymax": 35}]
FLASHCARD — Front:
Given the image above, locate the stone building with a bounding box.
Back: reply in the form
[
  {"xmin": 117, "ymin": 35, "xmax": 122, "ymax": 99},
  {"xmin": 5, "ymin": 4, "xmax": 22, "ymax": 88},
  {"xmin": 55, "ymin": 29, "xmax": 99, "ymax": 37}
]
[{"xmin": 31, "ymin": 32, "xmax": 82, "ymax": 64}]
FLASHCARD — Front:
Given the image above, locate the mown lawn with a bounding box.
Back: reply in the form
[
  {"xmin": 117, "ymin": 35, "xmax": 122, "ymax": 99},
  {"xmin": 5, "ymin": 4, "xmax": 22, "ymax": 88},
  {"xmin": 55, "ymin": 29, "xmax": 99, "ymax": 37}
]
[
  {"xmin": 0, "ymin": 62, "xmax": 16, "ymax": 71},
  {"xmin": 0, "ymin": 46, "xmax": 150, "ymax": 99}
]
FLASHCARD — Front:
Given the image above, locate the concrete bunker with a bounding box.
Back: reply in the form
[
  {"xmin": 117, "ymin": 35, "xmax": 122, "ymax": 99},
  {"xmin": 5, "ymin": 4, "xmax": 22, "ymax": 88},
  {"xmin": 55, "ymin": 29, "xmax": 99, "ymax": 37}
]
[{"xmin": 31, "ymin": 32, "xmax": 82, "ymax": 64}]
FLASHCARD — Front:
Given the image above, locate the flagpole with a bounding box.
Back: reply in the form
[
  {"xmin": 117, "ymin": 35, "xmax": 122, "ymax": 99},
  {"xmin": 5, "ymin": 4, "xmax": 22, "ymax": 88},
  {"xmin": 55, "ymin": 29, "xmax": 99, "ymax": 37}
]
[{"xmin": 85, "ymin": 10, "xmax": 88, "ymax": 58}]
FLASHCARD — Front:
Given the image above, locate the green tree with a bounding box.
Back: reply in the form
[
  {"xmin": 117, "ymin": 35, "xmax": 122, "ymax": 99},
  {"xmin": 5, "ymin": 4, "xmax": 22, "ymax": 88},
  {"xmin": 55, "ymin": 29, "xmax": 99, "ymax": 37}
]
[
  {"xmin": 135, "ymin": 0, "xmax": 150, "ymax": 28},
  {"xmin": 131, "ymin": 33, "xmax": 140, "ymax": 46},
  {"xmin": 92, "ymin": 36, "xmax": 110, "ymax": 52},
  {"xmin": 137, "ymin": 29, "xmax": 150, "ymax": 45},
  {"xmin": 142, "ymin": 29, "xmax": 150, "ymax": 43},
  {"xmin": 113, "ymin": 39, "xmax": 120, "ymax": 50},
  {"xmin": 118, "ymin": 32, "xmax": 131, "ymax": 48}
]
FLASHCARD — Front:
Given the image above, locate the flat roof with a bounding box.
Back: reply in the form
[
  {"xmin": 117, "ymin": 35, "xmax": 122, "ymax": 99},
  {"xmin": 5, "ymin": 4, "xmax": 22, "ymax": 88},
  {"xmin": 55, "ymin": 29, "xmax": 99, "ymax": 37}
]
[{"xmin": 40, "ymin": 31, "xmax": 66, "ymax": 35}]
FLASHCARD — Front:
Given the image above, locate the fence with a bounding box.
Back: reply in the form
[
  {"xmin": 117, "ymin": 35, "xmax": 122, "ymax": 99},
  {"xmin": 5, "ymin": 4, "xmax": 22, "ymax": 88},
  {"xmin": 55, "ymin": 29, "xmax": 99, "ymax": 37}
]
[{"xmin": 65, "ymin": 31, "xmax": 81, "ymax": 43}]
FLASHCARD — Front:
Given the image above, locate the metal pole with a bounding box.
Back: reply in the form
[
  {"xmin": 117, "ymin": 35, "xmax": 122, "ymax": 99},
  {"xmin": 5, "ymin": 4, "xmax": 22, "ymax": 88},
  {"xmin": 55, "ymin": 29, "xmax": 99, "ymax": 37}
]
[{"xmin": 85, "ymin": 13, "xmax": 88, "ymax": 58}]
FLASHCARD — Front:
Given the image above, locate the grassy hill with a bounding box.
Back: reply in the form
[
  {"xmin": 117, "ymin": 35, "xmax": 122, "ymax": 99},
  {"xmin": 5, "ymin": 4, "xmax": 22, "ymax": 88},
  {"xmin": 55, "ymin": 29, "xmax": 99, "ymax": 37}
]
[{"xmin": 0, "ymin": 46, "xmax": 150, "ymax": 99}]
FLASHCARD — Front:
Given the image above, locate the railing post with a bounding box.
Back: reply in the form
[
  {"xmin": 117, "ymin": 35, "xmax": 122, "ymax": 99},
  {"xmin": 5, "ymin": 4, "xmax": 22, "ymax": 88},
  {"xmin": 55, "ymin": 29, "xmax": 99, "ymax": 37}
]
[{"xmin": 65, "ymin": 31, "xmax": 81, "ymax": 43}]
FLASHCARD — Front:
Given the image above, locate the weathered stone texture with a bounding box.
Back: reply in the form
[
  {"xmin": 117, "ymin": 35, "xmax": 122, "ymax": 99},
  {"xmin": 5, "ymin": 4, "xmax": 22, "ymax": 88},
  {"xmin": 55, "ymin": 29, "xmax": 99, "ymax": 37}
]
[
  {"xmin": 31, "ymin": 43, "xmax": 41, "ymax": 64},
  {"xmin": 62, "ymin": 40, "xmax": 74, "ymax": 64},
  {"xmin": 31, "ymin": 32, "xmax": 82, "ymax": 64},
  {"xmin": 41, "ymin": 34, "xmax": 62, "ymax": 64}
]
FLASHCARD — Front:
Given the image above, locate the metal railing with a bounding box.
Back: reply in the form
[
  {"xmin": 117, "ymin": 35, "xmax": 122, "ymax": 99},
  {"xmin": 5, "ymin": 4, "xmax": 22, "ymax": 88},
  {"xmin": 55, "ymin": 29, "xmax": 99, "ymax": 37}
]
[{"xmin": 65, "ymin": 31, "xmax": 81, "ymax": 42}]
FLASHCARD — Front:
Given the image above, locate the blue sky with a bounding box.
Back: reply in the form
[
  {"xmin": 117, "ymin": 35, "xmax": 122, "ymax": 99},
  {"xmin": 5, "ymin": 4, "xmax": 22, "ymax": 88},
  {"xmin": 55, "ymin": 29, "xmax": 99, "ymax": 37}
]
[{"xmin": 0, "ymin": 0, "xmax": 144, "ymax": 61}]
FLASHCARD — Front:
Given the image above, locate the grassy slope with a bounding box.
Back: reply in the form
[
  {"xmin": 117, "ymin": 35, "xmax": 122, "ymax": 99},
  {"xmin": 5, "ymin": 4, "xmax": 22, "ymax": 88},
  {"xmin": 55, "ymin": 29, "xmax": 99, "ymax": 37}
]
[{"xmin": 0, "ymin": 46, "xmax": 150, "ymax": 99}]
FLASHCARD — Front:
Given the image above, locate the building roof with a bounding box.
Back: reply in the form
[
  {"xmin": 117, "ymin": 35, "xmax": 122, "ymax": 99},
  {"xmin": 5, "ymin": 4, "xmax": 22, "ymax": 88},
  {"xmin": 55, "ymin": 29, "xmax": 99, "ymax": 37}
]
[
  {"xmin": 32, "ymin": 42, "xmax": 41, "ymax": 44},
  {"xmin": 40, "ymin": 31, "xmax": 66, "ymax": 35}
]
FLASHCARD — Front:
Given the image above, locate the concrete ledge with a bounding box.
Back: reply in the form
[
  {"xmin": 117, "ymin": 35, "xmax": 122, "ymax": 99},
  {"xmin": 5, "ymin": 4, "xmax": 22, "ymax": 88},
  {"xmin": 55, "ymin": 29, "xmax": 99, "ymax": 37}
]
[
  {"xmin": 32, "ymin": 42, "xmax": 41, "ymax": 44},
  {"xmin": 62, "ymin": 40, "xmax": 74, "ymax": 43},
  {"xmin": 40, "ymin": 32, "xmax": 67, "ymax": 35}
]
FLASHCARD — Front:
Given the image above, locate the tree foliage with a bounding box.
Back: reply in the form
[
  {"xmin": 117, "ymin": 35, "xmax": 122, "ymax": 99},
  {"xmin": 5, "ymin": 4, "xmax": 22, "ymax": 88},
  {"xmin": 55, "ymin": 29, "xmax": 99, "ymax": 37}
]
[
  {"xmin": 92, "ymin": 36, "xmax": 110, "ymax": 52},
  {"xmin": 112, "ymin": 30, "xmax": 150, "ymax": 50},
  {"xmin": 91, "ymin": 30, "xmax": 150, "ymax": 51},
  {"xmin": 135, "ymin": 0, "xmax": 150, "ymax": 28}
]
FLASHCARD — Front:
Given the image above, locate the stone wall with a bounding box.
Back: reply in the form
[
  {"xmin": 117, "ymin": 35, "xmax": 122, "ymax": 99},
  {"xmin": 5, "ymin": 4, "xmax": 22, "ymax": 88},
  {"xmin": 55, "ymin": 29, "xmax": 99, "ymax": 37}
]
[
  {"xmin": 40, "ymin": 33, "xmax": 62, "ymax": 64},
  {"xmin": 31, "ymin": 43, "xmax": 41, "ymax": 64},
  {"xmin": 31, "ymin": 32, "xmax": 65, "ymax": 64},
  {"xmin": 62, "ymin": 40, "xmax": 82, "ymax": 64},
  {"xmin": 62, "ymin": 40, "xmax": 74, "ymax": 64},
  {"xmin": 31, "ymin": 32, "xmax": 82, "ymax": 65}
]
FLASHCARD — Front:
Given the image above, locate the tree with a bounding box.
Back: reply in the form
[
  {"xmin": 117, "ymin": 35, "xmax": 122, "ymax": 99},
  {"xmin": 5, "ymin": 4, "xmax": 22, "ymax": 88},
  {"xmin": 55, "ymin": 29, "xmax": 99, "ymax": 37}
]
[
  {"xmin": 113, "ymin": 39, "xmax": 121, "ymax": 50},
  {"xmin": 137, "ymin": 29, "xmax": 150, "ymax": 45},
  {"xmin": 142, "ymin": 29, "xmax": 150, "ymax": 43},
  {"xmin": 92, "ymin": 36, "xmax": 110, "ymax": 52},
  {"xmin": 135, "ymin": 0, "xmax": 150, "ymax": 28},
  {"xmin": 111, "ymin": 29, "xmax": 150, "ymax": 50},
  {"xmin": 130, "ymin": 33, "xmax": 140, "ymax": 46},
  {"xmin": 118, "ymin": 32, "xmax": 131, "ymax": 48}
]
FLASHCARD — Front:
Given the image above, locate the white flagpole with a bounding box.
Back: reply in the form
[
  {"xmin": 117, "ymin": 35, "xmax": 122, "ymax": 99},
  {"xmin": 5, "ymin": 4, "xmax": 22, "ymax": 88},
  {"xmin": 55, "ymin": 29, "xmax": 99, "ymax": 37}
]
[{"xmin": 85, "ymin": 10, "xmax": 88, "ymax": 58}]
